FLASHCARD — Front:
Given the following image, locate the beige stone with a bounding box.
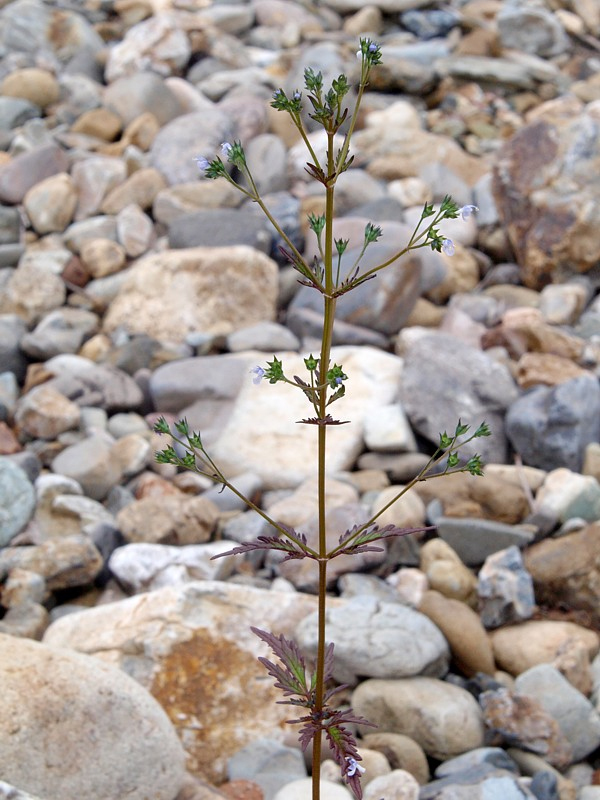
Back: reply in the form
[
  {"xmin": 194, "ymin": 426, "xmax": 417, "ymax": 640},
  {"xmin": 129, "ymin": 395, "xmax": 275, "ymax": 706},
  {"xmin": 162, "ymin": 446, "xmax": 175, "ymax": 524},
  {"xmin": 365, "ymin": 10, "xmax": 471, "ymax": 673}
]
[
  {"xmin": 361, "ymin": 733, "xmax": 429, "ymax": 785},
  {"xmin": 419, "ymin": 538, "xmax": 477, "ymax": 605},
  {"xmin": 0, "ymin": 634, "xmax": 186, "ymax": 800},
  {"xmin": 490, "ymin": 620, "xmax": 599, "ymax": 676},
  {"xmin": 14, "ymin": 385, "xmax": 80, "ymax": 440},
  {"xmin": 370, "ymin": 485, "xmax": 426, "ymax": 529},
  {"xmin": 71, "ymin": 108, "xmax": 123, "ymax": 141},
  {"xmin": 419, "ymin": 589, "xmax": 495, "ymax": 676},
  {"xmin": 352, "ymin": 677, "xmax": 485, "ymax": 760},
  {"xmin": 43, "ymin": 581, "xmax": 318, "ymax": 783},
  {"xmin": 80, "ymin": 238, "xmax": 127, "ymax": 278},
  {"xmin": 0, "ymin": 68, "xmax": 59, "ymax": 108},
  {"xmin": 426, "ymin": 244, "xmax": 480, "ymax": 304},
  {"xmin": 101, "ymin": 167, "xmax": 166, "ymax": 213},
  {"xmin": 116, "ymin": 494, "xmax": 220, "ymax": 545},
  {"xmin": 516, "ymin": 352, "xmax": 588, "ymax": 388},
  {"xmin": 102, "ymin": 246, "xmax": 278, "ymax": 343},
  {"xmin": 23, "ymin": 173, "xmax": 77, "ymax": 234}
]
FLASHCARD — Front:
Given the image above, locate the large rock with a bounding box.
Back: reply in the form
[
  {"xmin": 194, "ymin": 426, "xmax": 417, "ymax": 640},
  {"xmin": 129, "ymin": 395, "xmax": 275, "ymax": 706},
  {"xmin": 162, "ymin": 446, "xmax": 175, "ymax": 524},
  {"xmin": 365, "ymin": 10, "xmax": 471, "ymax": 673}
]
[
  {"xmin": 398, "ymin": 331, "xmax": 518, "ymax": 464},
  {"xmin": 102, "ymin": 246, "xmax": 278, "ymax": 343},
  {"xmin": 493, "ymin": 97, "xmax": 600, "ymax": 289},
  {"xmin": 152, "ymin": 346, "xmax": 406, "ymax": 489},
  {"xmin": 505, "ymin": 374, "xmax": 600, "ymax": 472},
  {"xmin": 0, "ymin": 633, "xmax": 186, "ymax": 800},
  {"xmin": 43, "ymin": 581, "xmax": 318, "ymax": 783}
]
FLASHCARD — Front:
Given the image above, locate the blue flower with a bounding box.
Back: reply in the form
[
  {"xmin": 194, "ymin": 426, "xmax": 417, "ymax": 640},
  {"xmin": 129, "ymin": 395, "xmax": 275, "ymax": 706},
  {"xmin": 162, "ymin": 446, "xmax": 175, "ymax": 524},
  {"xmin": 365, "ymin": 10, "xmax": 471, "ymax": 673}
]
[
  {"xmin": 345, "ymin": 757, "xmax": 365, "ymax": 778},
  {"xmin": 459, "ymin": 205, "xmax": 478, "ymax": 220},
  {"xmin": 368, "ymin": 42, "xmax": 378, "ymax": 53},
  {"xmin": 251, "ymin": 366, "xmax": 265, "ymax": 385},
  {"xmin": 194, "ymin": 156, "xmax": 210, "ymax": 172},
  {"xmin": 221, "ymin": 142, "xmax": 233, "ymax": 158},
  {"xmin": 293, "ymin": 91, "xmax": 301, "ymax": 101},
  {"xmin": 442, "ymin": 238, "xmax": 455, "ymax": 256}
]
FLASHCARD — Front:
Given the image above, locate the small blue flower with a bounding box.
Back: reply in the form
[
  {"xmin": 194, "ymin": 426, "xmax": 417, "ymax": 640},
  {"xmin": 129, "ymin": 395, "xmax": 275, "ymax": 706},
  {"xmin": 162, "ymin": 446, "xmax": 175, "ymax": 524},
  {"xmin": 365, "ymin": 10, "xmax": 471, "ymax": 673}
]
[
  {"xmin": 194, "ymin": 156, "xmax": 210, "ymax": 172},
  {"xmin": 345, "ymin": 757, "xmax": 365, "ymax": 778},
  {"xmin": 251, "ymin": 366, "xmax": 265, "ymax": 385},
  {"xmin": 293, "ymin": 91, "xmax": 301, "ymax": 101},
  {"xmin": 221, "ymin": 142, "xmax": 233, "ymax": 158},
  {"xmin": 335, "ymin": 376, "xmax": 343, "ymax": 386},
  {"xmin": 273, "ymin": 89, "xmax": 283, "ymax": 99},
  {"xmin": 368, "ymin": 42, "xmax": 378, "ymax": 53},
  {"xmin": 459, "ymin": 205, "xmax": 478, "ymax": 220},
  {"xmin": 442, "ymin": 238, "xmax": 455, "ymax": 256}
]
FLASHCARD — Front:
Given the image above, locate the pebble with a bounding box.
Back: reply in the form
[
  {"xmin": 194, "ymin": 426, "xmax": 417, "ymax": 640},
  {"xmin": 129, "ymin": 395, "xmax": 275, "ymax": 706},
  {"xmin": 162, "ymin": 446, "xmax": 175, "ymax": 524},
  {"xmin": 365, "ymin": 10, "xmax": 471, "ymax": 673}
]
[
  {"xmin": 477, "ymin": 546, "xmax": 536, "ymax": 629},
  {"xmin": 0, "ymin": 457, "xmax": 35, "ymax": 545}
]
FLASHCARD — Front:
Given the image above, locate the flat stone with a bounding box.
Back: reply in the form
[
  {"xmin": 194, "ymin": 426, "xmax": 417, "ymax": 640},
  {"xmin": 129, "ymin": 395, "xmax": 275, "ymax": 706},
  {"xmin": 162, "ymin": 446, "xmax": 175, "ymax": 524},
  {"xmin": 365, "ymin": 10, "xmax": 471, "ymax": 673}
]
[{"xmin": 436, "ymin": 517, "xmax": 535, "ymax": 566}]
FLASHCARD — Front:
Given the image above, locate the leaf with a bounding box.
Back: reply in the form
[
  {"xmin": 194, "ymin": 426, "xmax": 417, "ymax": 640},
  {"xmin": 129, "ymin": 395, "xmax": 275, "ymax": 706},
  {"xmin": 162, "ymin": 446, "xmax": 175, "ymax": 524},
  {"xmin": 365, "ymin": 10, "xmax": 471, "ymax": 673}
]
[
  {"xmin": 333, "ymin": 523, "xmax": 433, "ymax": 558},
  {"xmin": 297, "ymin": 414, "xmax": 350, "ymax": 426},
  {"xmin": 210, "ymin": 534, "xmax": 311, "ymax": 562},
  {"xmin": 251, "ymin": 628, "xmax": 311, "ymax": 699}
]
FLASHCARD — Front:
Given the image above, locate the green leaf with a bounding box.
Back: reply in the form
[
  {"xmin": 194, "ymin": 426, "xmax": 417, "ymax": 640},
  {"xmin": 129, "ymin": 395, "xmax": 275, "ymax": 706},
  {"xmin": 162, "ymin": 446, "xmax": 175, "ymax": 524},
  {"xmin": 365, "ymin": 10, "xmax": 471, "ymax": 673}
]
[{"xmin": 475, "ymin": 421, "xmax": 492, "ymax": 438}]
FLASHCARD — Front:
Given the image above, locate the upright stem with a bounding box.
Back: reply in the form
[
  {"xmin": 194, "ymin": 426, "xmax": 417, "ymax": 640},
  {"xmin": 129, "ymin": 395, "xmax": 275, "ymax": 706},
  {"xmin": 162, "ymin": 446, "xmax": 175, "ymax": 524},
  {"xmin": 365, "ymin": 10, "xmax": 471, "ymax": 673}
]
[{"xmin": 311, "ymin": 134, "xmax": 337, "ymax": 800}]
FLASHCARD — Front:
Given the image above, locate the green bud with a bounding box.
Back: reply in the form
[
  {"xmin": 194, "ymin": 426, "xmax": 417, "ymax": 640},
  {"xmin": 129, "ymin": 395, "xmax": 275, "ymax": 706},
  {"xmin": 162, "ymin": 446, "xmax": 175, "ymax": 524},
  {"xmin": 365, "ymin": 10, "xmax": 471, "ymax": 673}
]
[
  {"xmin": 153, "ymin": 417, "xmax": 170, "ymax": 435},
  {"xmin": 447, "ymin": 452, "xmax": 459, "ymax": 469},
  {"xmin": 454, "ymin": 420, "xmax": 469, "ymax": 437},
  {"xmin": 174, "ymin": 418, "xmax": 189, "ymax": 436},
  {"xmin": 304, "ymin": 67, "xmax": 323, "ymax": 94},
  {"xmin": 439, "ymin": 431, "xmax": 453, "ymax": 449},
  {"xmin": 326, "ymin": 363, "xmax": 347, "ymax": 389},
  {"xmin": 304, "ymin": 354, "xmax": 319, "ymax": 371},
  {"xmin": 155, "ymin": 445, "xmax": 177, "ymax": 464},
  {"xmin": 364, "ymin": 222, "xmax": 383, "ymax": 243},
  {"xmin": 308, "ymin": 213, "xmax": 326, "ymax": 236},
  {"xmin": 335, "ymin": 238, "xmax": 349, "ymax": 255},
  {"xmin": 265, "ymin": 356, "xmax": 285, "ymax": 384},
  {"xmin": 475, "ymin": 422, "xmax": 492, "ymax": 438},
  {"xmin": 466, "ymin": 455, "xmax": 484, "ymax": 476}
]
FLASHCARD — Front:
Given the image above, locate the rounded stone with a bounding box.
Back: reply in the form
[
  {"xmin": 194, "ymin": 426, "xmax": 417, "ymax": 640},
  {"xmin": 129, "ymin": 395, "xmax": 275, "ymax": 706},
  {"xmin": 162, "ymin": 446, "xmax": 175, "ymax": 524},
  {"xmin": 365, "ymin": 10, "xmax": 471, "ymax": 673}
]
[
  {"xmin": 0, "ymin": 68, "xmax": 60, "ymax": 109},
  {"xmin": 352, "ymin": 677, "xmax": 485, "ymax": 760},
  {"xmin": 0, "ymin": 634, "xmax": 186, "ymax": 800},
  {"xmin": 0, "ymin": 458, "xmax": 35, "ymax": 545}
]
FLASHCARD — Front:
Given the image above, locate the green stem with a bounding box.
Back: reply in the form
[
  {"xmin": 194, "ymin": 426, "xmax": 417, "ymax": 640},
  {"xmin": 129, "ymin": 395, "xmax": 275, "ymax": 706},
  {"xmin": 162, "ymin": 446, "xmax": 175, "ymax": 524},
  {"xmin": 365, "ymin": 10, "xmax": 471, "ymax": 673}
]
[{"xmin": 311, "ymin": 135, "xmax": 338, "ymax": 800}]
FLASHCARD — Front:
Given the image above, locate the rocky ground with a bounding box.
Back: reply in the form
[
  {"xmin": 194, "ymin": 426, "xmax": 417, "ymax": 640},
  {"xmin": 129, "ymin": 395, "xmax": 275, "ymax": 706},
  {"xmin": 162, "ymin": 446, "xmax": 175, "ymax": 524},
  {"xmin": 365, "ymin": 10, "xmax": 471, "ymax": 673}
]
[{"xmin": 2, "ymin": 0, "xmax": 600, "ymax": 798}]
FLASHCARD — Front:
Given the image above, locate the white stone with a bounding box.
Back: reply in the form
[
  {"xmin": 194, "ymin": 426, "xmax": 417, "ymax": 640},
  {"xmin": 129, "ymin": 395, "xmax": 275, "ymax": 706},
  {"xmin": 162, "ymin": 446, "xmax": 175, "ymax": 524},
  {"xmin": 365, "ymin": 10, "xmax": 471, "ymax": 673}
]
[{"xmin": 363, "ymin": 403, "xmax": 417, "ymax": 453}]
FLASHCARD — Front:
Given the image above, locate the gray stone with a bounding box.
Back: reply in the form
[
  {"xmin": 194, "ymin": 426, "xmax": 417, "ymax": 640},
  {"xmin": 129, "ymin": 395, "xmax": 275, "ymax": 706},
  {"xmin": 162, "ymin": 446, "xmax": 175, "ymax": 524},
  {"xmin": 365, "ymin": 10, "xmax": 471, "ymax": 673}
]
[
  {"xmin": 51, "ymin": 433, "xmax": 121, "ymax": 501},
  {"xmin": 515, "ymin": 664, "xmax": 600, "ymax": 762},
  {"xmin": 399, "ymin": 8, "xmax": 460, "ymax": 39},
  {"xmin": 437, "ymin": 517, "xmax": 535, "ymax": 567},
  {"xmin": 420, "ymin": 768, "xmax": 537, "ymax": 800},
  {"xmin": 20, "ymin": 308, "xmax": 99, "ymax": 360},
  {"xmin": 505, "ymin": 375, "xmax": 600, "ymax": 473},
  {"xmin": 227, "ymin": 322, "xmax": 300, "ymax": 353},
  {"xmin": 435, "ymin": 748, "xmax": 519, "ymax": 778},
  {"xmin": 0, "ymin": 97, "xmax": 40, "ymax": 129},
  {"xmin": 398, "ymin": 331, "xmax": 518, "ymax": 464},
  {"xmin": 295, "ymin": 595, "xmax": 449, "ymax": 684},
  {"xmin": 43, "ymin": 355, "xmax": 144, "ymax": 411},
  {"xmin": 103, "ymin": 71, "xmax": 183, "ymax": 126},
  {"xmin": 228, "ymin": 737, "xmax": 307, "ymax": 800},
  {"xmin": 478, "ymin": 546, "xmax": 536, "ymax": 629},
  {"xmin": 0, "ymin": 144, "xmax": 69, "ymax": 205},
  {"xmin": 497, "ymin": 3, "xmax": 569, "ymax": 57},
  {"xmin": 150, "ymin": 109, "xmax": 235, "ymax": 186},
  {"xmin": 0, "ymin": 314, "xmax": 28, "ymax": 381},
  {"xmin": 168, "ymin": 207, "xmax": 272, "ymax": 253},
  {"xmin": 0, "ymin": 458, "xmax": 35, "ymax": 546},
  {"xmin": 0, "ymin": 205, "xmax": 22, "ymax": 243}
]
